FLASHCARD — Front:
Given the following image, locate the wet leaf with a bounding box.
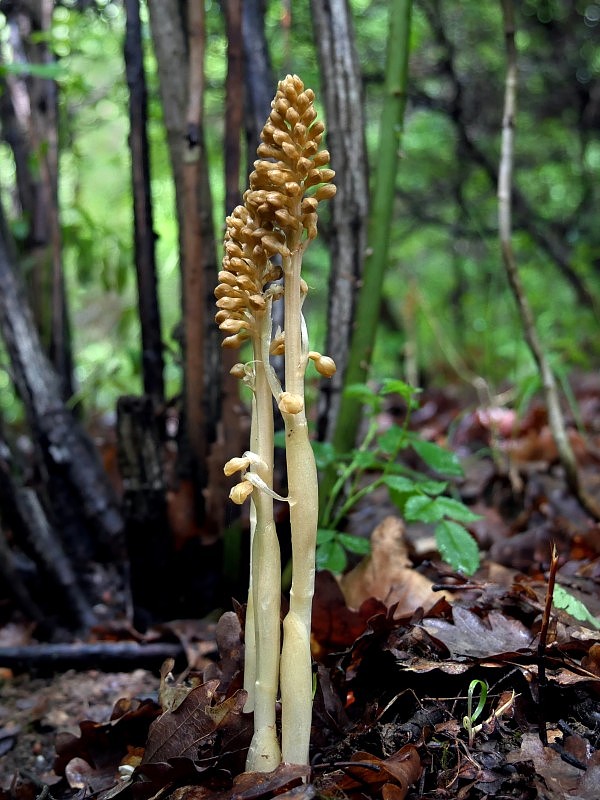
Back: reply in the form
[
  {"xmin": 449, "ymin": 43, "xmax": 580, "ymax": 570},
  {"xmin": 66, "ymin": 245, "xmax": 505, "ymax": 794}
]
[
  {"xmin": 422, "ymin": 607, "xmax": 532, "ymax": 659},
  {"xmin": 435, "ymin": 520, "xmax": 480, "ymax": 575}
]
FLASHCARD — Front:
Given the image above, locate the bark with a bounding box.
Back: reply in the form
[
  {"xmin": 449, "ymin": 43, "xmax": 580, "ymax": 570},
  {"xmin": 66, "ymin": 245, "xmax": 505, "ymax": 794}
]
[
  {"xmin": 0, "ymin": 524, "xmax": 46, "ymax": 628},
  {"xmin": 240, "ymin": 0, "xmax": 285, "ymax": 384},
  {"xmin": 147, "ymin": 0, "xmax": 220, "ymax": 532},
  {"xmin": 124, "ymin": 0, "xmax": 165, "ymax": 403},
  {"xmin": 332, "ymin": 0, "xmax": 413, "ymax": 456},
  {"xmin": 0, "ymin": 202, "xmax": 125, "ymax": 556},
  {"xmin": 117, "ymin": 395, "xmax": 172, "ymax": 625},
  {"xmin": 1, "ymin": 0, "xmax": 74, "ymax": 400},
  {"xmin": 1, "ymin": 482, "xmax": 97, "ymax": 630},
  {"xmin": 310, "ymin": 0, "xmax": 369, "ymax": 442},
  {"xmin": 241, "ymin": 0, "xmax": 275, "ymax": 161},
  {"xmin": 209, "ymin": 0, "xmax": 245, "ymax": 534}
]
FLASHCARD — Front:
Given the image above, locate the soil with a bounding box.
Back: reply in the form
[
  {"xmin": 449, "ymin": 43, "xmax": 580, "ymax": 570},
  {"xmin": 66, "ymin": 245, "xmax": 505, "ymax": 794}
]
[{"xmin": 0, "ymin": 669, "xmax": 159, "ymax": 789}]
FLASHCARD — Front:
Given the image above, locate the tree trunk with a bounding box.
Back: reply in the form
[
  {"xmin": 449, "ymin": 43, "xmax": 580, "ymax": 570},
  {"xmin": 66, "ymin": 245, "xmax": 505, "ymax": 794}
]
[
  {"xmin": 332, "ymin": 0, "xmax": 413, "ymax": 455},
  {"xmin": 0, "ymin": 201, "xmax": 124, "ymax": 559},
  {"xmin": 147, "ymin": 0, "xmax": 221, "ymax": 533},
  {"xmin": 1, "ymin": 0, "xmax": 74, "ymax": 401},
  {"xmin": 124, "ymin": 0, "xmax": 165, "ymax": 404},
  {"xmin": 117, "ymin": 395, "xmax": 171, "ymax": 627},
  {"xmin": 310, "ymin": 0, "xmax": 369, "ymax": 442},
  {"xmin": 241, "ymin": 0, "xmax": 276, "ymax": 162}
]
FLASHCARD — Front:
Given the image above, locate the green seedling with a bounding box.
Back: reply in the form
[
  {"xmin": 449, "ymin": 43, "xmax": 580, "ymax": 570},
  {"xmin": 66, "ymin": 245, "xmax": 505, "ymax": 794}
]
[{"xmin": 462, "ymin": 679, "xmax": 488, "ymax": 748}]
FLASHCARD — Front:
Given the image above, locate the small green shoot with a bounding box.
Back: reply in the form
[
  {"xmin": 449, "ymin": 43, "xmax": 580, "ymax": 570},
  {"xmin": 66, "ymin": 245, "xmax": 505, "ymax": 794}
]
[{"xmin": 463, "ymin": 679, "xmax": 488, "ymax": 748}]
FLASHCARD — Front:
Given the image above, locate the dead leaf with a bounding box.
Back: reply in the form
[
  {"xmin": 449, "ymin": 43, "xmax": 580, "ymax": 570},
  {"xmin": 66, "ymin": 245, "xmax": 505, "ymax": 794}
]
[
  {"xmin": 507, "ymin": 733, "xmax": 583, "ymax": 795},
  {"xmin": 158, "ymin": 658, "xmax": 204, "ymax": 713},
  {"xmin": 53, "ymin": 698, "xmax": 161, "ymax": 788},
  {"xmin": 311, "ymin": 570, "xmax": 388, "ymax": 656},
  {"xmin": 142, "ymin": 680, "xmax": 247, "ymax": 765},
  {"xmin": 421, "ymin": 607, "xmax": 532, "ymax": 658},
  {"xmin": 340, "ymin": 517, "xmax": 449, "ymax": 613},
  {"xmin": 335, "ymin": 746, "xmax": 422, "ymax": 798}
]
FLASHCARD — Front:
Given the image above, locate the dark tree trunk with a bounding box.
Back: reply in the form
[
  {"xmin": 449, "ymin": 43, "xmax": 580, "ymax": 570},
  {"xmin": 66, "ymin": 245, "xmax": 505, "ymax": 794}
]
[
  {"xmin": 146, "ymin": 0, "xmax": 222, "ymax": 541},
  {"xmin": 224, "ymin": 0, "xmax": 244, "ymax": 215},
  {"xmin": 117, "ymin": 395, "xmax": 171, "ymax": 628},
  {"xmin": 0, "ymin": 0, "xmax": 75, "ymax": 401},
  {"xmin": 205, "ymin": 0, "xmax": 246, "ymax": 537},
  {"xmin": 124, "ymin": 0, "xmax": 165, "ymax": 404},
  {"xmin": 240, "ymin": 1, "xmax": 287, "ymax": 383},
  {"xmin": 310, "ymin": 0, "xmax": 369, "ymax": 442},
  {"xmin": 0, "ymin": 456, "xmax": 97, "ymax": 632},
  {"xmin": 0, "ymin": 202, "xmax": 125, "ymax": 561},
  {"xmin": 241, "ymin": 0, "xmax": 276, "ymax": 162}
]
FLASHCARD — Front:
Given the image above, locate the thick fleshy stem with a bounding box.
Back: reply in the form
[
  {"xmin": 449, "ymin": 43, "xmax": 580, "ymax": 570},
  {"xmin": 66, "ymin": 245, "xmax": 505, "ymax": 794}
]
[
  {"xmin": 279, "ymin": 234, "xmax": 317, "ymax": 765},
  {"xmin": 244, "ymin": 311, "xmax": 281, "ymax": 771}
]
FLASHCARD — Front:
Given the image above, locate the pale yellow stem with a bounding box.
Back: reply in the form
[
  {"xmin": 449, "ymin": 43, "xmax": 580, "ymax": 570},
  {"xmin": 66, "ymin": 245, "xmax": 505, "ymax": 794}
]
[
  {"xmin": 280, "ymin": 243, "xmax": 317, "ymax": 765},
  {"xmin": 245, "ymin": 310, "xmax": 281, "ymax": 772}
]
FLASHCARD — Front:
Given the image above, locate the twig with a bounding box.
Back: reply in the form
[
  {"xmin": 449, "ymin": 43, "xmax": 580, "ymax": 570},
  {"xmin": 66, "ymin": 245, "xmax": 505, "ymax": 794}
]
[
  {"xmin": 0, "ymin": 641, "xmax": 186, "ymax": 675},
  {"xmin": 537, "ymin": 543, "xmax": 559, "ymax": 746},
  {"xmin": 497, "ymin": 0, "xmax": 600, "ymax": 521}
]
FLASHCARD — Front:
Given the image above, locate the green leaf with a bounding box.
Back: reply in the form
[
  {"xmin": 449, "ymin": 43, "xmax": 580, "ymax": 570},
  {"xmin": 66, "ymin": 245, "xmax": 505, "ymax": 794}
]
[
  {"xmin": 343, "ymin": 383, "xmax": 382, "ymax": 411},
  {"xmin": 312, "ymin": 440, "xmax": 338, "ymax": 470},
  {"xmin": 552, "ymin": 584, "xmax": 600, "ymax": 630},
  {"xmin": 317, "ymin": 528, "xmax": 337, "ymax": 544},
  {"xmin": 382, "ymin": 475, "xmax": 417, "ymax": 494},
  {"xmin": 337, "ymin": 532, "xmax": 371, "ymax": 555},
  {"xmin": 388, "ymin": 489, "xmax": 409, "ymax": 514},
  {"xmin": 380, "ymin": 379, "xmax": 420, "ymax": 403},
  {"xmin": 433, "ymin": 497, "xmax": 481, "ymax": 523},
  {"xmin": 467, "ymin": 679, "xmax": 488, "ymax": 724},
  {"xmin": 377, "ymin": 425, "xmax": 408, "ymax": 455},
  {"xmin": 413, "ymin": 479, "xmax": 448, "ymax": 496},
  {"xmin": 435, "ymin": 521, "xmax": 480, "ymax": 575},
  {"xmin": 410, "ymin": 438, "xmax": 463, "ymax": 476},
  {"xmin": 316, "ymin": 539, "xmax": 347, "ymax": 574},
  {"xmin": 404, "ymin": 495, "xmax": 444, "ymax": 523},
  {"xmin": 351, "ymin": 450, "xmax": 382, "ymax": 469}
]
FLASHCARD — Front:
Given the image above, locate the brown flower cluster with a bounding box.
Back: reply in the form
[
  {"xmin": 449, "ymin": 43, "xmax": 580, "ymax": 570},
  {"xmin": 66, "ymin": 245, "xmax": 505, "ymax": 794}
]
[
  {"xmin": 215, "ymin": 205, "xmax": 281, "ymax": 349},
  {"xmin": 215, "ymin": 74, "xmax": 336, "ymax": 349},
  {"xmin": 245, "ymin": 73, "xmax": 336, "ymax": 246}
]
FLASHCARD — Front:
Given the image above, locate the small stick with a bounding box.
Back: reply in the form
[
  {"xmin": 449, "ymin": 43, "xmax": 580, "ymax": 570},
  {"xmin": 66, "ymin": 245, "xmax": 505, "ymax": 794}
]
[{"xmin": 537, "ymin": 542, "xmax": 559, "ymax": 746}]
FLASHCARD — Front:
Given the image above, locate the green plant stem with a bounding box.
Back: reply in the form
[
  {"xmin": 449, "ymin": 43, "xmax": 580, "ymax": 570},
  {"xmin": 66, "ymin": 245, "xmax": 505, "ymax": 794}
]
[
  {"xmin": 331, "ymin": 0, "xmax": 412, "ymax": 456},
  {"xmin": 280, "ymin": 243, "xmax": 317, "ymax": 766},
  {"xmin": 320, "ymin": 418, "xmax": 379, "ymax": 529},
  {"xmin": 245, "ymin": 312, "xmax": 281, "ymax": 772},
  {"xmin": 323, "ymin": 398, "xmax": 414, "ymax": 531}
]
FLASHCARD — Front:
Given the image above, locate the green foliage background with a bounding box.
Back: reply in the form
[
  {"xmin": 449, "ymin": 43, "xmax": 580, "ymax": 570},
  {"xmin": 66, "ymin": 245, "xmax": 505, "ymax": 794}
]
[{"xmin": 0, "ymin": 0, "xmax": 598, "ymax": 421}]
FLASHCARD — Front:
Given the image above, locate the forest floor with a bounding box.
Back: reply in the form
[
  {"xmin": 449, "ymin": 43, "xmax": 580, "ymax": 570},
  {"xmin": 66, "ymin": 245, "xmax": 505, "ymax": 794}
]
[{"xmin": 2, "ymin": 378, "xmax": 600, "ymax": 800}]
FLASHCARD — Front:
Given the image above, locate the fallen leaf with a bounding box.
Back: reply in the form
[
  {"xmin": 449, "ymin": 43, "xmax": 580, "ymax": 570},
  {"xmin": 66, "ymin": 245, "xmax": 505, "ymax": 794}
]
[
  {"xmin": 421, "ymin": 607, "xmax": 532, "ymax": 658},
  {"xmin": 335, "ymin": 746, "xmax": 422, "ymax": 798},
  {"xmin": 311, "ymin": 570, "xmax": 387, "ymax": 655},
  {"xmin": 53, "ymin": 698, "xmax": 161, "ymax": 790},
  {"xmin": 142, "ymin": 680, "xmax": 247, "ymax": 764},
  {"xmin": 341, "ymin": 517, "xmax": 448, "ymax": 613}
]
